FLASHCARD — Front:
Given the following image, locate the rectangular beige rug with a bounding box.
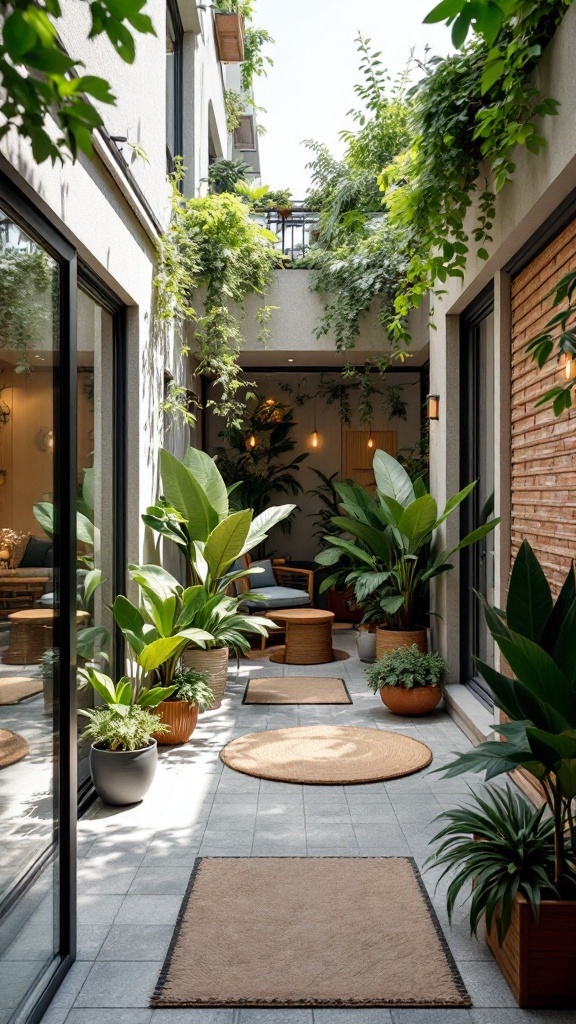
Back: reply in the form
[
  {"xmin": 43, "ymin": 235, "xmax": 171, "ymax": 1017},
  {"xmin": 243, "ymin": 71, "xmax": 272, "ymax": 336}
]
[
  {"xmin": 243, "ymin": 676, "xmax": 351, "ymax": 705},
  {"xmin": 0, "ymin": 676, "xmax": 43, "ymax": 704},
  {"xmin": 151, "ymin": 857, "xmax": 471, "ymax": 1009}
]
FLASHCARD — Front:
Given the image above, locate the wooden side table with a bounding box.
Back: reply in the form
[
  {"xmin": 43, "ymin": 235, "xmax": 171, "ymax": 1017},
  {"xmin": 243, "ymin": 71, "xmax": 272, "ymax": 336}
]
[
  {"xmin": 0, "ymin": 576, "xmax": 49, "ymax": 618},
  {"xmin": 265, "ymin": 608, "xmax": 335, "ymax": 665},
  {"xmin": 5, "ymin": 609, "xmax": 89, "ymax": 665}
]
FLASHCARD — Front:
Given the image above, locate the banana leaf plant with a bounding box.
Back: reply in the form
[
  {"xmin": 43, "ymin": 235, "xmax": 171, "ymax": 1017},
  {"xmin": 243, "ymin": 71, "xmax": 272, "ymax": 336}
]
[
  {"xmin": 112, "ymin": 564, "xmax": 214, "ymax": 689},
  {"xmin": 78, "ymin": 665, "xmax": 176, "ymax": 711},
  {"xmin": 436, "ymin": 540, "xmax": 576, "ymax": 898},
  {"xmin": 316, "ymin": 449, "xmax": 499, "ymax": 629},
  {"xmin": 142, "ymin": 447, "xmax": 295, "ymax": 596}
]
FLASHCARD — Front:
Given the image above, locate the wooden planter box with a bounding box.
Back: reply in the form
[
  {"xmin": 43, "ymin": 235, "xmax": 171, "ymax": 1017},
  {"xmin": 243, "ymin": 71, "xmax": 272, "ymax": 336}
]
[
  {"xmin": 486, "ymin": 892, "xmax": 576, "ymax": 1007},
  {"xmin": 214, "ymin": 13, "xmax": 244, "ymax": 62}
]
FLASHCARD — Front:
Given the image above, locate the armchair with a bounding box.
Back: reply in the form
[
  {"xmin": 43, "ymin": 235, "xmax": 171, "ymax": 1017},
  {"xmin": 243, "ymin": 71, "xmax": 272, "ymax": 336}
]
[{"xmin": 234, "ymin": 557, "xmax": 314, "ymax": 653}]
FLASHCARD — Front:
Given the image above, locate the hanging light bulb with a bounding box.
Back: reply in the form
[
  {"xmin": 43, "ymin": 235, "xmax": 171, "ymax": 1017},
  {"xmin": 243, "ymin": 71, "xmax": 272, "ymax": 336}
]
[
  {"xmin": 308, "ymin": 402, "xmax": 321, "ymax": 449},
  {"xmin": 367, "ymin": 422, "xmax": 374, "ymax": 449},
  {"xmin": 246, "ymin": 433, "xmax": 258, "ymax": 450}
]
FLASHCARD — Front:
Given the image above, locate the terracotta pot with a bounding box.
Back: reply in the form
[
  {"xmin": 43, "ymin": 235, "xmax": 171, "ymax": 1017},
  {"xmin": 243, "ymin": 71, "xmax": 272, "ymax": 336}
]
[
  {"xmin": 486, "ymin": 893, "xmax": 576, "ymax": 1007},
  {"xmin": 181, "ymin": 647, "xmax": 229, "ymax": 710},
  {"xmin": 379, "ymin": 685, "xmax": 442, "ymax": 716},
  {"xmin": 152, "ymin": 700, "xmax": 199, "ymax": 746},
  {"xmin": 375, "ymin": 626, "xmax": 427, "ymax": 659}
]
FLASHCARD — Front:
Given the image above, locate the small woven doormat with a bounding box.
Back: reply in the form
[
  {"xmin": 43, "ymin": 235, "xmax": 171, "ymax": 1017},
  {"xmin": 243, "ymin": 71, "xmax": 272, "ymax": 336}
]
[
  {"xmin": 0, "ymin": 676, "xmax": 42, "ymax": 705},
  {"xmin": 243, "ymin": 676, "xmax": 352, "ymax": 705},
  {"xmin": 220, "ymin": 725, "xmax": 432, "ymax": 784},
  {"xmin": 151, "ymin": 857, "xmax": 471, "ymax": 1009},
  {"xmin": 0, "ymin": 729, "xmax": 30, "ymax": 768}
]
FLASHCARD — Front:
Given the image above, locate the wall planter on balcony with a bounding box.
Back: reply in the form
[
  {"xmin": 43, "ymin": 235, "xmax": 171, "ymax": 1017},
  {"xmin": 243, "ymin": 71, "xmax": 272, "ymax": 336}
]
[
  {"xmin": 486, "ymin": 894, "xmax": 576, "ymax": 1007},
  {"xmin": 214, "ymin": 13, "xmax": 244, "ymax": 62}
]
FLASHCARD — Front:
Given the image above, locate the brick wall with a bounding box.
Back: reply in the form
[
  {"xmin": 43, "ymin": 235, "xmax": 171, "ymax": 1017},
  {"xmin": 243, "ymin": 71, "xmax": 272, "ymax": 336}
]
[{"xmin": 511, "ymin": 219, "xmax": 576, "ymax": 594}]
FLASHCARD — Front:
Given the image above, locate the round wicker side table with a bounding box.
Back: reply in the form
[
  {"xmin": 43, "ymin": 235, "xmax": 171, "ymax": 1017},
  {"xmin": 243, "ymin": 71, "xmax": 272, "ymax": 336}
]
[
  {"xmin": 265, "ymin": 608, "xmax": 335, "ymax": 665},
  {"xmin": 5, "ymin": 609, "xmax": 90, "ymax": 665}
]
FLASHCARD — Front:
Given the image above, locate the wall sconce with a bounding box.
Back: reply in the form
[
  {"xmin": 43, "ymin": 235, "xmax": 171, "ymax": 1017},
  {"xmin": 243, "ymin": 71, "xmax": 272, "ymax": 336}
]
[
  {"xmin": 246, "ymin": 433, "xmax": 258, "ymax": 450},
  {"xmin": 562, "ymin": 352, "xmax": 576, "ymax": 380},
  {"xmin": 35, "ymin": 428, "xmax": 54, "ymax": 452},
  {"xmin": 427, "ymin": 395, "xmax": 440, "ymax": 421}
]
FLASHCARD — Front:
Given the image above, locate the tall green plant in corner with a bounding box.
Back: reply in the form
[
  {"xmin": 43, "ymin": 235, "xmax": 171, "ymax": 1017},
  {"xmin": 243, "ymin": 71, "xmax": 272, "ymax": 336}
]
[{"xmin": 156, "ymin": 169, "xmax": 283, "ymax": 425}]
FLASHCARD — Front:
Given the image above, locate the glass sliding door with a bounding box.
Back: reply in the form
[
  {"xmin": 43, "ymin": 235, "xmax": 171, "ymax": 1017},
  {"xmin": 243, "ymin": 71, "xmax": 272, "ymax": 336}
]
[
  {"xmin": 0, "ymin": 190, "xmax": 76, "ymax": 1023},
  {"xmin": 460, "ymin": 292, "xmax": 496, "ymax": 707}
]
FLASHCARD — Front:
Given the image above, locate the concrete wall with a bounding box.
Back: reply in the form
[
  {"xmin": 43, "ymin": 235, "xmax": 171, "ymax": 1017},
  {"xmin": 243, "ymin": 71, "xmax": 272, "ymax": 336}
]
[
  {"xmin": 205, "ymin": 370, "xmax": 423, "ymax": 563},
  {"xmin": 428, "ymin": 4, "xmax": 576, "ymax": 679}
]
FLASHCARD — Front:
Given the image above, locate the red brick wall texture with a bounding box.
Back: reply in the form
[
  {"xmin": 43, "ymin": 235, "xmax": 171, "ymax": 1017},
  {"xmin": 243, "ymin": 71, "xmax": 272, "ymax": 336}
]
[{"xmin": 511, "ymin": 219, "xmax": 576, "ymax": 595}]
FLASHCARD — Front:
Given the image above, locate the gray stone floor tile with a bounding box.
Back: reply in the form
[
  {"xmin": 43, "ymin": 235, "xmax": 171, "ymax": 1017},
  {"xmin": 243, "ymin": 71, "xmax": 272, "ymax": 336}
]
[
  {"xmin": 151, "ymin": 1012, "xmax": 234, "ymax": 1024},
  {"xmin": 128, "ymin": 865, "xmax": 193, "ymax": 895},
  {"xmin": 66, "ymin": 1012, "xmax": 152, "ymax": 1024},
  {"xmin": 97, "ymin": 924, "xmax": 175, "ymax": 961},
  {"xmin": 456, "ymin": 960, "xmax": 517, "ymax": 1007},
  {"xmin": 237, "ymin": 1012, "xmax": 313, "ymax": 1024},
  {"xmin": 390, "ymin": 1011, "xmax": 472, "ymax": 1024},
  {"xmin": 314, "ymin": 1011, "xmax": 393, "ymax": 1023},
  {"xmin": 113, "ymin": 896, "xmax": 182, "ymax": 926},
  {"xmin": 470, "ymin": 1012, "xmax": 576, "ymax": 1023},
  {"xmin": 40, "ymin": 964, "xmax": 94, "ymax": 1024},
  {"xmin": 74, "ymin": 962, "xmax": 163, "ymax": 1008}
]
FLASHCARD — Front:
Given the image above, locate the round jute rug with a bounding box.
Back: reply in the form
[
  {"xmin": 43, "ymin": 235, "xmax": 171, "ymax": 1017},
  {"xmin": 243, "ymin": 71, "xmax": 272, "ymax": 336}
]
[
  {"xmin": 0, "ymin": 729, "xmax": 30, "ymax": 769},
  {"xmin": 219, "ymin": 725, "xmax": 432, "ymax": 785}
]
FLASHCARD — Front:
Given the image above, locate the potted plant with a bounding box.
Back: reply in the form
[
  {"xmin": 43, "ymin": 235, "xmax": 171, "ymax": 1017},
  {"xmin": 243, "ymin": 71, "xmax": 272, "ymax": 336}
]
[
  {"xmin": 316, "ymin": 449, "xmax": 499, "ymax": 657},
  {"xmin": 78, "ymin": 668, "xmax": 175, "ymax": 805},
  {"xmin": 142, "ymin": 447, "xmax": 293, "ymax": 702},
  {"xmin": 213, "ymin": 1, "xmax": 245, "ymax": 63},
  {"xmin": 429, "ymin": 540, "xmax": 576, "ymax": 1007},
  {"xmin": 152, "ymin": 668, "xmax": 214, "ymax": 745},
  {"xmin": 366, "ymin": 644, "xmax": 446, "ymax": 715}
]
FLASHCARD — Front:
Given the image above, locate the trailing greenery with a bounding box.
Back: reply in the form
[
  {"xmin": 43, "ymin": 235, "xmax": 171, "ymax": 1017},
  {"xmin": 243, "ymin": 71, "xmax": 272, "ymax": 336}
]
[
  {"xmin": 0, "ymin": 0, "xmax": 154, "ymax": 164},
  {"xmin": 213, "ymin": 396, "xmax": 307, "ymax": 529},
  {"xmin": 316, "ymin": 450, "xmax": 499, "ymax": 629},
  {"xmin": 428, "ymin": 785, "xmax": 556, "ymax": 944},
  {"xmin": 525, "ymin": 270, "xmax": 576, "ymax": 415},
  {"xmin": 80, "ymin": 705, "xmax": 166, "ymax": 751},
  {"xmin": 435, "ymin": 540, "xmax": 576, "ymax": 896},
  {"xmin": 381, "ymin": 0, "xmax": 571, "ymax": 347},
  {"xmin": 169, "ymin": 669, "xmax": 214, "ymax": 709},
  {"xmin": 278, "ymin": 367, "xmax": 408, "ymax": 427},
  {"xmin": 241, "ymin": 25, "xmax": 274, "ymax": 92},
  {"xmin": 206, "ymin": 158, "xmax": 251, "ymax": 195},
  {"xmin": 224, "ymin": 88, "xmax": 246, "ymax": 134},
  {"xmin": 366, "ymin": 644, "xmax": 446, "ymax": 692},
  {"xmin": 156, "ymin": 171, "xmax": 283, "ymax": 424},
  {"xmin": 160, "ymin": 381, "xmax": 198, "ymax": 430}
]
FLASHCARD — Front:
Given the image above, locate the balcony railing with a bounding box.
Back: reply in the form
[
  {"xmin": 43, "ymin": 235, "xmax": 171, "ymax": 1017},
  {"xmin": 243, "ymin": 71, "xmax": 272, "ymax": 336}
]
[{"xmin": 260, "ymin": 207, "xmax": 320, "ymax": 262}]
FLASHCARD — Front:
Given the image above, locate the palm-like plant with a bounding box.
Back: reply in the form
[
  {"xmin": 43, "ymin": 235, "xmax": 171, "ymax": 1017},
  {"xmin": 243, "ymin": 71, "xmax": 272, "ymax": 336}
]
[
  {"xmin": 436, "ymin": 540, "xmax": 576, "ymax": 897},
  {"xmin": 316, "ymin": 449, "xmax": 499, "ymax": 629},
  {"xmin": 428, "ymin": 786, "xmax": 556, "ymax": 943}
]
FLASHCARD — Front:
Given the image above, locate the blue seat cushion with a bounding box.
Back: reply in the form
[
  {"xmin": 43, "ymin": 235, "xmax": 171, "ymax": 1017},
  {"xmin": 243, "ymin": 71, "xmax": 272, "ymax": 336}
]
[{"xmin": 241, "ymin": 586, "xmax": 310, "ymax": 610}]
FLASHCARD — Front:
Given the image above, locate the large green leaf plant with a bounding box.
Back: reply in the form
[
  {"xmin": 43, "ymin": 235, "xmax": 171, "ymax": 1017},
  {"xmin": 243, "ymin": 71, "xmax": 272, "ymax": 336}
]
[
  {"xmin": 435, "ymin": 540, "xmax": 576, "ymax": 897},
  {"xmin": 316, "ymin": 449, "xmax": 499, "ymax": 629}
]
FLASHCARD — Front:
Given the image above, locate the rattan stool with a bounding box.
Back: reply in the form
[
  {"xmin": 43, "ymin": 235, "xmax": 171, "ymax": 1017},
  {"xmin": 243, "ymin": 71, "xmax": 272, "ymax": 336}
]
[
  {"xmin": 5, "ymin": 609, "xmax": 89, "ymax": 665},
  {"xmin": 265, "ymin": 608, "xmax": 335, "ymax": 665}
]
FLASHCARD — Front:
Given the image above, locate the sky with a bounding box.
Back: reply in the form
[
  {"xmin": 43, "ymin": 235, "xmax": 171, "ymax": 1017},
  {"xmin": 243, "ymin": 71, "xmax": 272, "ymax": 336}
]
[{"xmin": 253, "ymin": 0, "xmax": 451, "ymax": 197}]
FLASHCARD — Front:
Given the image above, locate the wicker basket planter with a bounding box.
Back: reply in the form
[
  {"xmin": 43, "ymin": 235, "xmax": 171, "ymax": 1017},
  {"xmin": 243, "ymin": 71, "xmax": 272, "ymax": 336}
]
[
  {"xmin": 379, "ymin": 684, "xmax": 442, "ymax": 716},
  {"xmin": 152, "ymin": 700, "xmax": 199, "ymax": 745},
  {"xmin": 486, "ymin": 893, "xmax": 576, "ymax": 1007},
  {"xmin": 214, "ymin": 13, "xmax": 244, "ymax": 62},
  {"xmin": 375, "ymin": 626, "xmax": 427, "ymax": 659},
  {"xmin": 181, "ymin": 647, "xmax": 229, "ymax": 710}
]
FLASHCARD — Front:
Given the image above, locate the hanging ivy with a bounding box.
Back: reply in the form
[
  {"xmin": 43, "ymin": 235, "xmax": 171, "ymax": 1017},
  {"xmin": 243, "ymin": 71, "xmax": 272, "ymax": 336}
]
[{"xmin": 156, "ymin": 165, "xmax": 283, "ymax": 425}]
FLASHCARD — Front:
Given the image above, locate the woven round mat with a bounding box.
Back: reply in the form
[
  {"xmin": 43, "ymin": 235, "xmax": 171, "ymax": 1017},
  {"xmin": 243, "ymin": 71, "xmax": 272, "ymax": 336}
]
[
  {"xmin": 220, "ymin": 725, "xmax": 432, "ymax": 785},
  {"xmin": 0, "ymin": 729, "xmax": 30, "ymax": 769}
]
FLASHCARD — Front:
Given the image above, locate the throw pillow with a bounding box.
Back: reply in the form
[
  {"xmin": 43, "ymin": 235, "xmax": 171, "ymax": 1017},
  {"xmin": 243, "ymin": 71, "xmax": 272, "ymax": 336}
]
[
  {"xmin": 250, "ymin": 559, "xmax": 276, "ymax": 589},
  {"xmin": 20, "ymin": 536, "xmax": 53, "ymax": 568}
]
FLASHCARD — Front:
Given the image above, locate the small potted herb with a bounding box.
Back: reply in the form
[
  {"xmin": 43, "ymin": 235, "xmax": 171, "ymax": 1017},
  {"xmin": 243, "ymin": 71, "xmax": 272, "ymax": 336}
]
[
  {"xmin": 366, "ymin": 644, "xmax": 446, "ymax": 715},
  {"xmin": 153, "ymin": 668, "xmax": 215, "ymax": 745},
  {"xmin": 78, "ymin": 668, "xmax": 174, "ymax": 805}
]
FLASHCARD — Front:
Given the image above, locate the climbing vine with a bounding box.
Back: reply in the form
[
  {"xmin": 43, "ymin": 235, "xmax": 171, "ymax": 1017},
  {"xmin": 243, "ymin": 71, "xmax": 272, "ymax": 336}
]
[{"xmin": 156, "ymin": 165, "xmax": 282, "ymax": 425}]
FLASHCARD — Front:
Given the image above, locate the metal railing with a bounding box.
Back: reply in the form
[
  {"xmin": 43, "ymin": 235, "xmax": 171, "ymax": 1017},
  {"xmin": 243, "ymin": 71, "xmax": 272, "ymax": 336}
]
[{"xmin": 261, "ymin": 207, "xmax": 320, "ymax": 262}]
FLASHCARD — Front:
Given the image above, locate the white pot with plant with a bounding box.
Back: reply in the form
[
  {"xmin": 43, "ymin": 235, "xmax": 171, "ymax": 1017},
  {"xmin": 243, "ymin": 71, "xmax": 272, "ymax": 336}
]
[{"xmin": 366, "ymin": 644, "xmax": 446, "ymax": 716}]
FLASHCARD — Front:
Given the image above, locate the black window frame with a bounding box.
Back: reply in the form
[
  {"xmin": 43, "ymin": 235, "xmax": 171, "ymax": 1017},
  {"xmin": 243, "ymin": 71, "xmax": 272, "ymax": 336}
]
[
  {"xmin": 166, "ymin": 0, "xmax": 184, "ymax": 174},
  {"xmin": 459, "ymin": 283, "xmax": 495, "ymax": 709}
]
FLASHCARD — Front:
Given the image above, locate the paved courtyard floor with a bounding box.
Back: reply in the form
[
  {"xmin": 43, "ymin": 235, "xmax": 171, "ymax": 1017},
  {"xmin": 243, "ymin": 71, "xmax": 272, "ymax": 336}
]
[{"xmin": 40, "ymin": 631, "xmax": 575, "ymax": 1024}]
